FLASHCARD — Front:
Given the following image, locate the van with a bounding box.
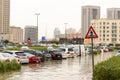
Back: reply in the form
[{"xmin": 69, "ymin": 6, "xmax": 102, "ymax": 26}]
[{"xmin": 59, "ymin": 47, "xmax": 74, "ymax": 58}]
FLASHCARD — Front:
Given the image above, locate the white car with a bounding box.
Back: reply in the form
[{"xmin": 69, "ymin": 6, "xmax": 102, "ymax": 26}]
[
  {"xmin": 2, "ymin": 50, "xmax": 29, "ymax": 64},
  {"xmin": 116, "ymin": 50, "xmax": 120, "ymax": 56},
  {"xmin": 21, "ymin": 46, "xmax": 29, "ymax": 50},
  {"xmin": 59, "ymin": 47, "xmax": 74, "ymax": 58},
  {"xmin": 0, "ymin": 53, "xmax": 20, "ymax": 63},
  {"xmin": 0, "ymin": 53, "xmax": 9, "ymax": 62}
]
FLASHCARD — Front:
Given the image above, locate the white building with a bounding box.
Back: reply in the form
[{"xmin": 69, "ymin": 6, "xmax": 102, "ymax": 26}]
[
  {"xmin": 24, "ymin": 25, "xmax": 38, "ymax": 43},
  {"xmin": 54, "ymin": 27, "xmax": 61, "ymax": 40}
]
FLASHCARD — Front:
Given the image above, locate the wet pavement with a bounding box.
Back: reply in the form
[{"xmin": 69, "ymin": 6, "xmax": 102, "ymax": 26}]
[{"xmin": 1, "ymin": 52, "xmax": 116, "ymax": 80}]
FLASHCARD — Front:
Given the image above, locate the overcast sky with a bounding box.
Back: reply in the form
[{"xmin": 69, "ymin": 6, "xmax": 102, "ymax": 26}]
[{"xmin": 10, "ymin": 0, "xmax": 120, "ymax": 39}]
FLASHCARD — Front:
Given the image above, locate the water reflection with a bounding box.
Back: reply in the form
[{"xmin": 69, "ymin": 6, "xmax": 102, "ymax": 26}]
[{"xmin": 2, "ymin": 52, "xmax": 115, "ymax": 80}]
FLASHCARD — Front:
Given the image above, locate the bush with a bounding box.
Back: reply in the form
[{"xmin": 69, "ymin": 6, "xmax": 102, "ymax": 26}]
[
  {"xmin": 29, "ymin": 46, "xmax": 48, "ymax": 50},
  {"xmin": 90, "ymin": 50, "xmax": 101, "ymax": 55},
  {"xmin": 0, "ymin": 60, "xmax": 21, "ymax": 73},
  {"xmin": 93, "ymin": 56, "xmax": 120, "ymax": 80}
]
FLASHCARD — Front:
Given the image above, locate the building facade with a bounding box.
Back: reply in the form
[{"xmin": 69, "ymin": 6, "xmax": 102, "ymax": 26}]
[
  {"xmin": 81, "ymin": 5, "xmax": 100, "ymax": 38},
  {"xmin": 107, "ymin": 8, "xmax": 120, "ymax": 19},
  {"xmin": 0, "ymin": 0, "xmax": 10, "ymax": 34},
  {"xmin": 24, "ymin": 25, "xmax": 38, "ymax": 43},
  {"xmin": 0, "ymin": 0, "xmax": 10, "ymax": 42},
  {"xmin": 9, "ymin": 26, "xmax": 23, "ymax": 43},
  {"xmin": 91, "ymin": 19, "xmax": 120, "ymax": 45},
  {"xmin": 54, "ymin": 27, "xmax": 61, "ymax": 40}
]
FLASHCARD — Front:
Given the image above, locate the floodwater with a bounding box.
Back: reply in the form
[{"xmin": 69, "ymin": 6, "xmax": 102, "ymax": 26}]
[{"xmin": 1, "ymin": 52, "xmax": 116, "ymax": 80}]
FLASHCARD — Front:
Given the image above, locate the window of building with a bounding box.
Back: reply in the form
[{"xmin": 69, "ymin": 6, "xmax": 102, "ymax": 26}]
[
  {"xmin": 107, "ymin": 39, "xmax": 109, "ymax": 41},
  {"xmin": 103, "ymin": 22, "xmax": 105, "ymax": 25},
  {"xmin": 103, "ymin": 26, "xmax": 105, "ymax": 29}
]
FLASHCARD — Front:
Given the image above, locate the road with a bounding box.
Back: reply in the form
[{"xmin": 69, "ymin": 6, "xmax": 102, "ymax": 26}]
[{"xmin": 1, "ymin": 52, "xmax": 116, "ymax": 80}]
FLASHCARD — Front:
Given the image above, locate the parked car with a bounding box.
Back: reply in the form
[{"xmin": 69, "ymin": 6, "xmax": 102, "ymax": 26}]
[
  {"xmin": 2, "ymin": 50, "xmax": 29, "ymax": 64},
  {"xmin": 115, "ymin": 50, "xmax": 120, "ymax": 56},
  {"xmin": 43, "ymin": 50, "xmax": 52, "ymax": 60},
  {"xmin": 59, "ymin": 47, "xmax": 74, "ymax": 58},
  {"xmin": 55, "ymin": 49, "xmax": 67, "ymax": 59},
  {"xmin": 21, "ymin": 46, "xmax": 29, "ymax": 50},
  {"xmin": 24, "ymin": 52, "xmax": 41, "ymax": 63},
  {"xmin": 51, "ymin": 50, "xmax": 62, "ymax": 60},
  {"xmin": 0, "ymin": 53, "xmax": 20, "ymax": 63},
  {"xmin": 0, "ymin": 53, "xmax": 11, "ymax": 62},
  {"xmin": 23, "ymin": 50, "xmax": 45, "ymax": 62}
]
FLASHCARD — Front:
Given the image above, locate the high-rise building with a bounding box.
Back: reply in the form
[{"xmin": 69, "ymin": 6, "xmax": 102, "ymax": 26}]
[
  {"xmin": 107, "ymin": 8, "xmax": 120, "ymax": 19},
  {"xmin": 81, "ymin": 5, "xmax": 100, "ymax": 38},
  {"xmin": 0, "ymin": 0, "xmax": 10, "ymax": 34},
  {"xmin": 0, "ymin": 0, "xmax": 10, "ymax": 42},
  {"xmin": 24, "ymin": 25, "xmax": 38, "ymax": 43},
  {"xmin": 54, "ymin": 27, "xmax": 60, "ymax": 40},
  {"xmin": 9, "ymin": 26, "xmax": 23, "ymax": 43}
]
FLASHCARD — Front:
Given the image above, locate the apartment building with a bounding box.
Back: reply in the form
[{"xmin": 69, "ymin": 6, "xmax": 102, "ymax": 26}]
[
  {"xmin": 9, "ymin": 26, "xmax": 23, "ymax": 43},
  {"xmin": 91, "ymin": 19, "xmax": 120, "ymax": 45}
]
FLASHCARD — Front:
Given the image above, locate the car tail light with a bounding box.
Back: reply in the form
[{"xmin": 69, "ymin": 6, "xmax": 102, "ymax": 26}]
[
  {"xmin": 67, "ymin": 52, "xmax": 70, "ymax": 54},
  {"xmin": 5, "ymin": 59, "xmax": 10, "ymax": 62},
  {"xmin": 27, "ymin": 56, "xmax": 30, "ymax": 58},
  {"xmin": 15, "ymin": 56, "xmax": 20, "ymax": 58}
]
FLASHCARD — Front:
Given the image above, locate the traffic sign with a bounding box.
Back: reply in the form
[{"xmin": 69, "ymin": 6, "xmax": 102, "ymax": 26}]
[{"xmin": 85, "ymin": 26, "xmax": 98, "ymax": 39}]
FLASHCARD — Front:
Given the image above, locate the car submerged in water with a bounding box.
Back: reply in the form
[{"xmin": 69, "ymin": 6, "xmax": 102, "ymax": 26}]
[{"xmin": 2, "ymin": 50, "xmax": 29, "ymax": 64}]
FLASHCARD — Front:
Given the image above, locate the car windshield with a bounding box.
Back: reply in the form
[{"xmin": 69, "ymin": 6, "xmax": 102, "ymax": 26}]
[
  {"xmin": 68, "ymin": 48, "xmax": 73, "ymax": 51},
  {"xmin": 118, "ymin": 51, "xmax": 120, "ymax": 53},
  {"xmin": 36, "ymin": 50, "xmax": 43, "ymax": 54},
  {"xmin": 15, "ymin": 52, "xmax": 26, "ymax": 56},
  {"xmin": 59, "ymin": 49, "xmax": 65, "ymax": 52},
  {"xmin": 25, "ymin": 52, "xmax": 34, "ymax": 56}
]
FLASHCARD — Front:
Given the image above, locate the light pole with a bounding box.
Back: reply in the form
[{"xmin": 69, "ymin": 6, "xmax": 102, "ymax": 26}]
[
  {"xmin": 35, "ymin": 13, "xmax": 40, "ymax": 43},
  {"xmin": 64, "ymin": 23, "xmax": 68, "ymax": 47}
]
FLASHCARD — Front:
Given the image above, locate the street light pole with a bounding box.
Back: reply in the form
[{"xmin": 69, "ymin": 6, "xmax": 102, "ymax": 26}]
[
  {"xmin": 35, "ymin": 13, "xmax": 40, "ymax": 43},
  {"xmin": 64, "ymin": 23, "xmax": 68, "ymax": 47}
]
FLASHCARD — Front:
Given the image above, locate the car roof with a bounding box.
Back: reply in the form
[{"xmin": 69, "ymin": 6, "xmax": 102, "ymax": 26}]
[{"xmin": 3, "ymin": 50, "xmax": 24, "ymax": 53}]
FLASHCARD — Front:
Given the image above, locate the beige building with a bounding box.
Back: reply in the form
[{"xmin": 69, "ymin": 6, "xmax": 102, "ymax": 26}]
[
  {"xmin": 81, "ymin": 5, "xmax": 100, "ymax": 38},
  {"xmin": 0, "ymin": 0, "xmax": 10, "ymax": 34},
  {"xmin": 9, "ymin": 26, "xmax": 23, "ymax": 43},
  {"xmin": 0, "ymin": 0, "xmax": 10, "ymax": 42},
  {"xmin": 107, "ymin": 8, "xmax": 120, "ymax": 19},
  {"xmin": 91, "ymin": 19, "xmax": 120, "ymax": 45}
]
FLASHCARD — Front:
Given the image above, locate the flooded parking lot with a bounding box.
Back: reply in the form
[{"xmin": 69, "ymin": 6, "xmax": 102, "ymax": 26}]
[{"xmin": 1, "ymin": 52, "xmax": 115, "ymax": 80}]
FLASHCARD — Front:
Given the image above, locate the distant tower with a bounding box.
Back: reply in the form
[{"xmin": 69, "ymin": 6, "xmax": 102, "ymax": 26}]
[
  {"xmin": 107, "ymin": 8, "xmax": 120, "ymax": 19},
  {"xmin": 81, "ymin": 5, "xmax": 100, "ymax": 38},
  {"xmin": 54, "ymin": 27, "xmax": 60, "ymax": 40}
]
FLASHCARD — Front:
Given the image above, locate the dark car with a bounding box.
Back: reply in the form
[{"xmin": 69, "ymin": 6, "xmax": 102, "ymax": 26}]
[
  {"xmin": 23, "ymin": 50, "xmax": 45, "ymax": 62},
  {"xmin": 51, "ymin": 50, "xmax": 62, "ymax": 60},
  {"xmin": 42, "ymin": 50, "xmax": 52, "ymax": 60}
]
